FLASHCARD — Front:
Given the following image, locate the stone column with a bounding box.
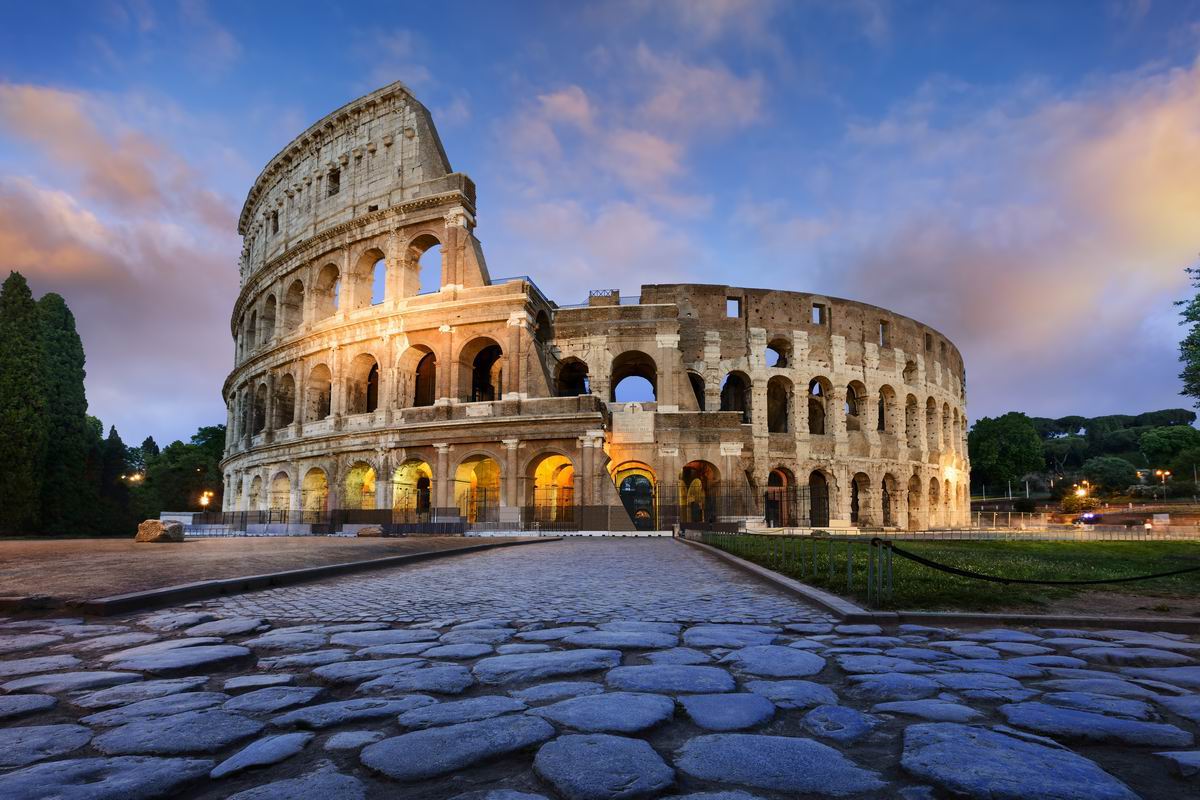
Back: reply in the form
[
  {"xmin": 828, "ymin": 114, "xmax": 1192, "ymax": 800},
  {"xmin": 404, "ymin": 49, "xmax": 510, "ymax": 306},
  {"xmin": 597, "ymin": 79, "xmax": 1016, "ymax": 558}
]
[
  {"xmin": 434, "ymin": 443, "xmax": 451, "ymax": 513},
  {"xmin": 376, "ymin": 450, "xmax": 391, "ymax": 510},
  {"xmin": 263, "ymin": 373, "xmax": 276, "ymax": 443},
  {"xmin": 441, "ymin": 326, "xmax": 456, "ymax": 402},
  {"xmin": 587, "ymin": 430, "xmax": 606, "ymax": 508},
  {"xmin": 502, "ymin": 439, "xmax": 520, "ymax": 507},
  {"xmin": 656, "ymin": 333, "xmax": 679, "ymax": 411},
  {"xmin": 506, "ymin": 313, "xmax": 524, "ymax": 400},
  {"xmin": 579, "ymin": 436, "xmax": 594, "ymax": 506},
  {"xmin": 293, "ymin": 362, "xmax": 305, "ymax": 434}
]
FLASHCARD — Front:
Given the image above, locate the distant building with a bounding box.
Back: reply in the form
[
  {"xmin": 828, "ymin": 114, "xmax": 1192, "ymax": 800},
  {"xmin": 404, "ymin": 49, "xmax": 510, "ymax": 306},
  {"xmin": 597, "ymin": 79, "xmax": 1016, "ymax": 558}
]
[{"xmin": 221, "ymin": 82, "xmax": 970, "ymax": 532}]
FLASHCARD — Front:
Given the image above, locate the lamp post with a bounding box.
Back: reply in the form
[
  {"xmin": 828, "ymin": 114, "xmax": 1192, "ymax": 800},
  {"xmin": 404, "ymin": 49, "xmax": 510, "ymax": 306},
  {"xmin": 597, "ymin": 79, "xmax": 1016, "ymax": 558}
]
[{"xmin": 1155, "ymin": 469, "xmax": 1171, "ymax": 501}]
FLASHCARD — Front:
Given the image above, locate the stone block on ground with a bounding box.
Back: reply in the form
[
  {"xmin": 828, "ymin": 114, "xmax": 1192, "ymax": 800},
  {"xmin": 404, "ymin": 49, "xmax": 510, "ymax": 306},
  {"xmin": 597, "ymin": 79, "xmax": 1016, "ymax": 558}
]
[{"xmin": 135, "ymin": 520, "xmax": 184, "ymax": 543}]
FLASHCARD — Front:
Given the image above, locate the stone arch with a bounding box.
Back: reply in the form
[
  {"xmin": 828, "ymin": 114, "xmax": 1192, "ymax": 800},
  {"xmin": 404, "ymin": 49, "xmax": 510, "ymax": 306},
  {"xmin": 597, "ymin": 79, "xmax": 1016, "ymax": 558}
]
[
  {"xmin": 406, "ymin": 232, "xmax": 443, "ymax": 296},
  {"xmin": 942, "ymin": 402, "xmax": 952, "ymax": 452},
  {"xmin": 346, "ymin": 353, "xmax": 380, "ymax": 414},
  {"xmin": 612, "ymin": 461, "xmax": 657, "ymax": 531},
  {"xmin": 680, "ymin": 460, "xmax": 721, "ymax": 523},
  {"xmin": 247, "ymin": 310, "xmax": 258, "ymax": 350},
  {"xmin": 720, "ymin": 371, "xmax": 752, "ymax": 423},
  {"xmin": 305, "ymin": 363, "xmax": 332, "ymax": 421},
  {"xmin": 687, "ymin": 371, "xmax": 706, "ymax": 411},
  {"xmin": 905, "ymin": 394, "xmax": 921, "ymax": 447},
  {"xmin": 850, "ymin": 471, "xmax": 872, "ymax": 526},
  {"xmin": 944, "ymin": 478, "xmax": 953, "ymax": 527},
  {"xmin": 343, "ymin": 461, "xmax": 377, "ymax": 510},
  {"xmin": 845, "ymin": 381, "xmax": 867, "ymax": 432},
  {"xmin": 928, "ymin": 476, "xmax": 942, "ymax": 527},
  {"xmin": 301, "ymin": 467, "xmax": 329, "ymax": 515},
  {"xmin": 398, "ymin": 345, "xmax": 437, "ymax": 408},
  {"xmin": 269, "ymin": 471, "xmax": 291, "ymax": 511},
  {"xmin": 349, "ymin": 246, "xmax": 386, "ymax": 310},
  {"xmin": 455, "ymin": 454, "xmax": 502, "ymax": 523},
  {"xmin": 907, "ymin": 474, "xmax": 923, "ymax": 530},
  {"xmin": 903, "ymin": 360, "xmax": 918, "ymax": 384},
  {"xmin": 767, "ymin": 376, "xmax": 792, "ymax": 433},
  {"xmin": 526, "ymin": 452, "xmax": 575, "ymax": 522},
  {"xmin": 808, "ymin": 377, "xmax": 832, "ymax": 435},
  {"xmin": 881, "ymin": 473, "xmax": 899, "ymax": 527},
  {"xmin": 282, "ymin": 279, "xmax": 304, "ymax": 332},
  {"xmin": 555, "ymin": 358, "xmax": 590, "ymax": 397},
  {"xmin": 458, "ymin": 337, "xmax": 504, "ymax": 402},
  {"xmin": 393, "ymin": 458, "xmax": 433, "ymax": 517},
  {"xmin": 765, "ymin": 466, "xmax": 796, "ymax": 526},
  {"xmin": 766, "ymin": 337, "xmax": 791, "ymax": 368},
  {"xmin": 253, "ymin": 383, "xmax": 268, "ymax": 433},
  {"xmin": 611, "ymin": 350, "xmax": 657, "ymax": 402},
  {"xmin": 925, "ymin": 397, "xmax": 939, "ymax": 451},
  {"xmin": 808, "ymin": 469, "xmax": 831, "ymax": 527},
  {"xmin": 313, "ymin": 263, "xmax": 340, "ymax": 319},
  {"xmin": 248, "ymin": 475, "xmax": 263, "ymax": 510},
  {"xmin": 877, "ymin": 384, "xmax": 897, "ymax": 433},
  {"xmin": 275, "ymin": 374, "xmax": 296, "ymax": 428},
  {"xmin": 262, "ymin": 295, "xmax": 277, "ymax": 344}
]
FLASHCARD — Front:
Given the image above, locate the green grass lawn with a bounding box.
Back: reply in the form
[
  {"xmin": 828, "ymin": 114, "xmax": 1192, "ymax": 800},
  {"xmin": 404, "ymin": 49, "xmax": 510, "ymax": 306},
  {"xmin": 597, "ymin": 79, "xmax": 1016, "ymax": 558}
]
[{"xmin": 699, "ymin": 533, "xmax": 1200, "ymax": 612}]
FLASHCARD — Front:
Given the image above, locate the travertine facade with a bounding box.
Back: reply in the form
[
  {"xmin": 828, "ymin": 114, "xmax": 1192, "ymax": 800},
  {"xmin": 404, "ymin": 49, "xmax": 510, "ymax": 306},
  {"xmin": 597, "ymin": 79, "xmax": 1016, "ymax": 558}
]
[{"xmin": 222, "ymin": 82, "xmax": 970, "ymax": 530}]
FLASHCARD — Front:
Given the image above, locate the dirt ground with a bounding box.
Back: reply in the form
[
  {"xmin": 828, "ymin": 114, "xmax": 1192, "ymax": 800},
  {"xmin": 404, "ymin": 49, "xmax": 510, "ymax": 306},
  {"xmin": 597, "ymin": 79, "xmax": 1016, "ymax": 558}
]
[
  {"xmin": 0, "ymin": 536, "xmax": 532, "ymax": 603},
  {"xmin": 1027, "ymin": 589, "xmax": 1200, "ymax": 618}
]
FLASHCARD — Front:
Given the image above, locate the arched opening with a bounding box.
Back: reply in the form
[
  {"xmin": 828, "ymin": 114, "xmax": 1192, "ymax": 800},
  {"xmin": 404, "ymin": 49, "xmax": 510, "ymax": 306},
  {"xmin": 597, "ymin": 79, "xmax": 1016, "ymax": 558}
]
[
  {"xmin": 907, "ymin": 475, "xmax": 922, "ymax": 530},
  {"xmin": 248, "ymin": 476, "xmax": 262, "ymax": 511},
  {"xmin": 687, "ymin": 372, "xmax": 706, "ymax": 411},
  {"xmin": 845, "ymin": 382, "xmax": 866, "ymax": 432},
  {"xmin": 370, "ymin": 257, "xmax": 387, "ymax": 305},
  {"xmin": 905, "ymin": 395, "xmax": 920, "ymax": 447},
  {"xmin": 283, "ymin": 280, "xmax": 304, "ymax": 332},
  {"xmin": 314, "ymin": 264, "xmax": 340, "ymax": 319},
  {"xmin": 680, "ymin": 460, "xmax": 720, "ymax": 523},
  {"xmin": 942, "ymin": 403, "xmax": 952, "ymax": 452},
  {"xmin": 413, "ymin": 238, "xmax": 442, "ymax": 295},
  {"xmin": 234, "ymin": 478, "xmax": 243, "ymax": 510},
  {"xmin": 262, "ymin": 296, "xmax": 276, "ymax": 344},
  {"xmin": 903, "ymin": 360, "xmax": 918, "ymax": 384},
  {"xmin": 275, "ymin": 374, "xmax": 296, "ymax": 428},
  {"xmin": 269, "ymin": 472, "xmax": 291, "ymax": 511},
  {"xmin": 850, "ymin": 472, "xmax": 871, "ymax": 526},
  {"xmin": 247, "ymin": 311, "xmax": 258, "ymax": 350},
  {"xmin": 944, "ymin": 478, "xmax": 953, "ymax": 527},
  {"xmin": 766, "ymin": 338, "xmax": 791, "ymax": 368},
  {"xmin": 305, "ymin": 364, "xmax": 332, "ymax": 421},
  {"xmin": 343, "ymin": 462, "xmax": 377, "ymax": 511},
  {"xmin": 767, "ymin": 376, "xmax": 791, "ymax": 433},
  {"xmin": 926, "ymin": 397, "xmax": 939, "ymax": 451},
  {"xmin": 808, "ymin": 471, "xmax": 830, "ymax": 527},
  {"xmin": 535, "ymin": 311, "xmax": 552, "ymax": 345},
  {"xmin": 347, "ymin": 354, "xmax": 380, "ymax": 414},
  {"xmin": 928, "ymin": 477, "xmax": 941, "ymax": 527},
  {"xmin": 555, "ymin": 359, "xmax": 590, "ymax": 397},
  {"xmin": 808, "ymin": 378, "xmax": 830, "ymax": 435},
  {"xmin": 527, "ymin": 453, "xmax": 575, "ymax": 523},
  {"xmin": 611, "ymin": 350, "xmax": 657, "ymax": 402},
  {"xmin": 613, "ymin": 462, "xmax": 656, "ymax": 531},
  {"xmin": 765, "ymin": 467, "xmax": 795, "ymax": 527},
  {"xmin": 455, "ymin": 455, "xmax": 501, "ymax": 523},
  {"xmin": 392, "ymin": 459, "xmax": 433, "ymax": 519},
  {"xmin": 720, "ymin": 371, "xmax": 751, "ymax": 423},
  {"xmin": 882, "ymin": 473, "xmax": 899, "ymax": 527},
  {"xmin": 414, "ymin": 352, "xmax": 436, "ymax": 407},
  {"xmin": 458, "ymin": 338, "xmax": 503, "ymax": 402},
  {"xmin": 301, "ymin": 468, "xmax": 329, "ymax": 518},
  {"xmin": 878, "ymin": 385, "xmax": 896, "ymax": 433},
  {"xmin": 398, "ymin": 346, "xmax": 436, "ymax": 408},
  {"xmin": 253, "ymin": 384, "xmax": 267, "ymax": 434}
]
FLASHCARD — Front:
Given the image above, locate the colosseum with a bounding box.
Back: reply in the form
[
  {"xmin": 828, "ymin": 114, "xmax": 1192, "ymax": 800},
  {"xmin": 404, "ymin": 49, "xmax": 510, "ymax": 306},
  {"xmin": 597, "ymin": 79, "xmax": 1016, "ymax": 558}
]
[{"xmin": 220, "ymin": 81, "xmax": 970, "ymax": 534}]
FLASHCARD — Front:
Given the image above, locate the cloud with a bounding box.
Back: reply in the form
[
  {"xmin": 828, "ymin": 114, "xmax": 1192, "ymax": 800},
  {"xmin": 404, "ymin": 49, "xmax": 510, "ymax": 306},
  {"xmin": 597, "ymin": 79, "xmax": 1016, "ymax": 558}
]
[
  {"xmin": 0, "ymin": 83, "xmax": 239, "ymax": 444},
  {"xmin": 179, "ymin": 0, "xmax": 242, "ymax": 76},
  {"xmin": 750, "ymin": 58, "xmax": 1200, "ymax": 419}
]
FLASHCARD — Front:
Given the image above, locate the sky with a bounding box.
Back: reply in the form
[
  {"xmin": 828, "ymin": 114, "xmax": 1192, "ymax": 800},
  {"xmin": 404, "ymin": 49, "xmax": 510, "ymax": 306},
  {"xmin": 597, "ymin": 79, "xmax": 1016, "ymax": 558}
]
[{"xmin": 1, "ymin": 0, "xmax": 1199, "ymax": 446}]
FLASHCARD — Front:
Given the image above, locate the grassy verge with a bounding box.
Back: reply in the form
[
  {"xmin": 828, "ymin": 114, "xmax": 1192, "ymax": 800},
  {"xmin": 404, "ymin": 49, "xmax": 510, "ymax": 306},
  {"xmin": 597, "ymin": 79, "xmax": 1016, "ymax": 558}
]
[{"xmin": 698, "ymin": 533, "xmax": 1200, "ymax": 612}]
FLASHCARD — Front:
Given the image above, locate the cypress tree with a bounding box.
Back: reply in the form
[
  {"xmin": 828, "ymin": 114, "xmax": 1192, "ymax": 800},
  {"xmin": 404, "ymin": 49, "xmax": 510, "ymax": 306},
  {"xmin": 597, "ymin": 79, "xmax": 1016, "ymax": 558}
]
[
  {"xmin": 98, "ymin": 425, "xmax": 133, "ymax": 533},
  {"xmin": 36, "ymin": 293, "xmax": 90, "ymax": 533},
  {"xmin": 0, "ymin": 272, "xmax": 49, "ymax": 533}
]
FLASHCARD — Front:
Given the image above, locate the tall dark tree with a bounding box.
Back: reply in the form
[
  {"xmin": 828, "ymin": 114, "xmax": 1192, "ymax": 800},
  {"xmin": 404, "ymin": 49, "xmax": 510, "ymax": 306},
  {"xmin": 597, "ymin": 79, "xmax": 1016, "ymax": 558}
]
[
  {"xmin": 97, "ymin": 426, "xmax": 134, "ymax": 534},
  {"xmin": 36, "ymin": 293, "xmax": 92, "ymax": 533},
  {"xmin": 968, "ymin": 412, "xmax": 1044, "ymax": 490},
  {"xmin": 0, "ymin": 272, "xmax": 49, "ymax": 533},
  {"xmin": 1179, "ymin": 265, "xmax": 1200, "ymax": 407}
]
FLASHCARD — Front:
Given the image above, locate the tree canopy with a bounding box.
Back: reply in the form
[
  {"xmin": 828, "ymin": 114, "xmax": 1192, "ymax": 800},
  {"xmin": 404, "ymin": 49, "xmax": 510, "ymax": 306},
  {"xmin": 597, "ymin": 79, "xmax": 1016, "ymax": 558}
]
[
  {"xmin": 0, "ymin": 272, "xmax": 49, "ymax": 533},
  {"xmin": 1081, "ymin": 456, "xmax": 1139, "ymax": 493},
  {"xmin": 967, "ymin": 412, "xmax": 1044, "ymax": 489}
]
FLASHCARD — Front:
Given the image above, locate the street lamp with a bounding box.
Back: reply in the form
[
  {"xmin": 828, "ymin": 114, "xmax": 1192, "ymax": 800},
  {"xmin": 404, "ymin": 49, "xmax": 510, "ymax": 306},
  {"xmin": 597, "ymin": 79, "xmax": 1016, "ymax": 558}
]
[
  {"xmin": 1155, "ymin": 469, "xmax": 1171, "ymax": 500},
  {"xmin": 199, "ymin": 490, "xmax": 215, "ymax": 509}
]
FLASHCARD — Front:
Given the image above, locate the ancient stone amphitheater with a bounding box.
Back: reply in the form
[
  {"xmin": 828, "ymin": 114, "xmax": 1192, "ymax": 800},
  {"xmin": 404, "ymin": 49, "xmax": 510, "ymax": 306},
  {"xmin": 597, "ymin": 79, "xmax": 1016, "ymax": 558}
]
[{"xmin": 221, "ymin": 82, "xmax": 970, "ymax": 533}]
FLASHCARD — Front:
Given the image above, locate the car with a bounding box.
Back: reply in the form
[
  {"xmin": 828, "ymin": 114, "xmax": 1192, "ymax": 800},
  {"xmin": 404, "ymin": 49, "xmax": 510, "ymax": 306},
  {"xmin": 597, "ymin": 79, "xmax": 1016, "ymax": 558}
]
[{"xmin": 1071, "ymin": 513, "xmax": 1100, "ymax": 525}]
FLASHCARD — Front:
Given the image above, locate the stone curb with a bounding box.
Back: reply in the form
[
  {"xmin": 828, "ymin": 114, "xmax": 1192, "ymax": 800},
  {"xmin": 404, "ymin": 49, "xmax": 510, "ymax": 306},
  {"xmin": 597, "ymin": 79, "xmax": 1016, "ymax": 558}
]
[
  {"xmin": 676, "ymin": 536, "xmax": 873, "ymax": 621},
  {"xmin": 0, "ymin": 537, "xmax": 560, "ymax": 617},
  {"xmin": 677, "ymin": 535, "xmax": 1200, "ymax": 633}
]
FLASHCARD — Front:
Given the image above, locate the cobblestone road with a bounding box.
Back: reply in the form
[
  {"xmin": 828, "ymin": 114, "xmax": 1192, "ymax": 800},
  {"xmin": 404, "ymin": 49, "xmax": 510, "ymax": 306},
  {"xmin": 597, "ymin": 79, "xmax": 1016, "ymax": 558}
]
[
  {"xmin": 0, "ymin": 538, "xmax": 1197, "ymax": 799},
  {"xmin": 206, "ymin": 538, "xmax": 822, "ymax": 624}
]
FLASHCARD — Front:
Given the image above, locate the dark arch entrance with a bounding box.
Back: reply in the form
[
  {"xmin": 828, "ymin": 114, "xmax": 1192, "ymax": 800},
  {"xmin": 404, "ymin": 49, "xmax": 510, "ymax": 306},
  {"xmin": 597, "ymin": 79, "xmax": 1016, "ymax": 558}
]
[
  {"xmin": 809, "ymin": 471, "xmax": 830, "ymax": 527},
  {"xmin": 619, "ymin": 474, "xmax": 655, "ymax": 531}
]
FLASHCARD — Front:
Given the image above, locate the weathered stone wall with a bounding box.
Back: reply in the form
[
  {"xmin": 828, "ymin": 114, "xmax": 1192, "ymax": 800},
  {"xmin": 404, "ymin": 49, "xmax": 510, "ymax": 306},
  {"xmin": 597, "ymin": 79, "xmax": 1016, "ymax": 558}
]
[{"xmin": 221, "ymin": 83, "xmax": 970, "ymax": 530}]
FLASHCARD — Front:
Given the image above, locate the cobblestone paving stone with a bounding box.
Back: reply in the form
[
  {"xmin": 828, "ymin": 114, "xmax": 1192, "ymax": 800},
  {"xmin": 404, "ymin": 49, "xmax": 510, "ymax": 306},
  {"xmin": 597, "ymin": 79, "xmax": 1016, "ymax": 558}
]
[{"xmin": 0, "ymin": 538, "xmax": 1196, "ymax": 798}]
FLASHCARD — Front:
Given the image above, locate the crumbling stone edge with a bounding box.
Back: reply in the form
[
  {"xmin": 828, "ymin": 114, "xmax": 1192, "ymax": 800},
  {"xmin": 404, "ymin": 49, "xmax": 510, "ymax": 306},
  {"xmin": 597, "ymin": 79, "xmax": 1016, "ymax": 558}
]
[
  {"xmin": 0, "ymin": 537, "xmax": 561, "ymax": 617},
  {"xmin": 676, "ymin": 535, "xmax": 1200, "ymax": 634}
]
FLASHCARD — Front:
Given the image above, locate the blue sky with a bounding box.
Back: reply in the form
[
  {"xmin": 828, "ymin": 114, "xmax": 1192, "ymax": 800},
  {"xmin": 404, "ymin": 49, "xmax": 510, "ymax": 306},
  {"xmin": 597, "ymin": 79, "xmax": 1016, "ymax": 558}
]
[{"xmin": 1, "ymin": 0, "xmax": 1199, "ymax": 445}]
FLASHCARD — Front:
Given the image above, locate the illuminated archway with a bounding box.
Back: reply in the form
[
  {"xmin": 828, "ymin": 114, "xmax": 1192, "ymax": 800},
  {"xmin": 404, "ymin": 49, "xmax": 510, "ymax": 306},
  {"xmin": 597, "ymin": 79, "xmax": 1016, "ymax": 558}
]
[
  {"xmin": 680, "ymin": 460, "xmax": 720, "ymax": 523},
  {"xmin": 269, "ymin": 472, "xmax": 291, "ymax": 511},
  {"xmin": 343, "ymin": 462, "xmax": 376, "ymax": 510},
  {"xmin": 455, "ymin": 455, "xmax": 501, "ymax": 523},
  {"xmin": 301, "ymin": 468, "xmax": 328, "ymax": 518},
  {"xmin": 392, "ymin": 459, "xmax": 433, "ymax": 518},
  {"xmin": 527, "ymin": 453, "xmax": 575, "ymax": 522},
  {"xmin": 612, "ymin": 461, "xmax": 656, "ymax": 531}
]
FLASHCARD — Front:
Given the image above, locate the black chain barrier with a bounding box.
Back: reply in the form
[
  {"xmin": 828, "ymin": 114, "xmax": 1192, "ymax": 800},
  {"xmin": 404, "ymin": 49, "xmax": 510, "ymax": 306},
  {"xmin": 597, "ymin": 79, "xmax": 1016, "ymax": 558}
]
[{"xmin": 873, "ymin": 538, "xmax": 1200, "ymax": 586}]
